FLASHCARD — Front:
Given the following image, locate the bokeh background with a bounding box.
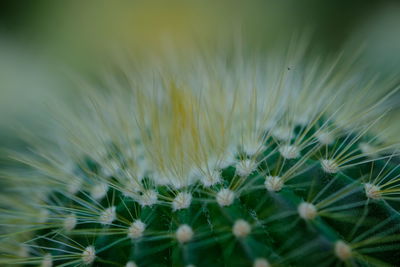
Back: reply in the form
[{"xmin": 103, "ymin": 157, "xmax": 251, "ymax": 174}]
[{"xmin": 1, "ymin": 0, "xmax": 400, "ymax": 167}]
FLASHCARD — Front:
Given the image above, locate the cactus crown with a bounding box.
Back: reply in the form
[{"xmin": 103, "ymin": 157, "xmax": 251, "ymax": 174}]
[{"xmin": 1, "ymin": 40, "xmax": 400, "ymax": 267}]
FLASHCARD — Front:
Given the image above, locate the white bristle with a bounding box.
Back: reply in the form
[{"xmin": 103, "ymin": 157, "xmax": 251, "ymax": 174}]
[
  {"xmin": 264, "ymin": 176, "xmax": 284, "ymax": 192},
  {"xmin": 125, "ymin": 261, "xmax": 137, "ymax": 267},
  {"xmin": 279, "ymin": 145, "xmax": 300, "ymax": 159},
  {"xmin": 201, "ymin": 169, "xmax": 221, "ymax": 187},
  {"xmin": 82, "ymin": 246, "xmax": 96, "ymax": 265},
  {"xmin": 294, "ymin": 115, "xmax": 311, "ymax": 126},
  {"xmin": 253, "ymin": 258, "xmax": 271, "ymax": 267},
  {"xmin": 242, "ymin": 141, "xmax": 265, "ymax": 156},
  {"xmin": 316, "ymin": 131, "xmax": 335, "ymax": 145},
  {"xmin": 298, "ymin": 202, "xmax": 317, "ymax": 220},
  {"xmin": 272, "ymin": 126, "xmax": 293, "ymax": 141},
  {"xmin": 176, "ymin": 224, "xmax": 194, "ymax": 243},
  {"xmin": 232, "ymin": 219, "xmax": 251, "ymax": 238},
  {"xmin": 41, "ymin": 253, "xmax": 53, "ymax": 267},
  {"xmin": 320, "ymin": 159, "xmax": 339, "ymax": 174},
  {"xmin": 63, "ymin": 213, "xmax": 77, "ymax": 231},
  {"xmin": 172, "ymin": 192, "xmax": 192, "ymax": 211},
  {"xmin": 334, "ymin": 240, "xmax": 352, "ymax": 261},
  {"xmin": 128, "ymin": 219, "xmax": 146, "ymax": 239},
  {"xmin": 236, "ymin": 159, "xmax": 257, "ymax": 177},
  {"xmin": 67, "ymin": 178, "xmax": 82, "ymax": 194},
  {"xmin": 90, "ymin": 183, "xmax": 109, "ymax": 201},
  {"xmin": 99, "ymin": 206, "xmax": 116, "ymax": 225},
  {"xmin": 364, "ymin": 183, "xmax": 381, "ymax": 199},
  {"xmin": 138, "ymin": 190, "xmax": 158, "ymax": 207},
  {"xmin": 216, "ymin": 188, "xmax": 235, "ymax": 207},
  {"xmin": 217, "ymin": 149, "xmax": 237, "ymax": 169}
]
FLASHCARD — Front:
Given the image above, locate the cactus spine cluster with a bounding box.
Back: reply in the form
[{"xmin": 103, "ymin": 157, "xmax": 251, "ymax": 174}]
[{"xmin": 1, "ymin": 41, "xmax": 400, "ymax": 267}]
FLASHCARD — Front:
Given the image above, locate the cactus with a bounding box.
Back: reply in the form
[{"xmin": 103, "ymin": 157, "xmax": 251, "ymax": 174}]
[{"xmin": 1, "ymin": 40, "xmax": 400, "ymax": 267}]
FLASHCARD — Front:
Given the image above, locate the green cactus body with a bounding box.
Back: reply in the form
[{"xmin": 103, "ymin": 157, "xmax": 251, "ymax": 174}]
[{"xmin": 1, "ymin": 41, "xmax": 400, "ymax": 267}]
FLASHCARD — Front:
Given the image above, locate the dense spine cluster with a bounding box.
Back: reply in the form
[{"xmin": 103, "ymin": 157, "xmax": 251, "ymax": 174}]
[{"xmin": 0, "ymin": 41, "xmax": 399, "ymax": 266}]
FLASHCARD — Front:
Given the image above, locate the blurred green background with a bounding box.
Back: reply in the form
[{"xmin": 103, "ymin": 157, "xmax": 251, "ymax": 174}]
[{"xmin": 0, "ymin": 0, "xmax": 399, "ymax": 166}]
